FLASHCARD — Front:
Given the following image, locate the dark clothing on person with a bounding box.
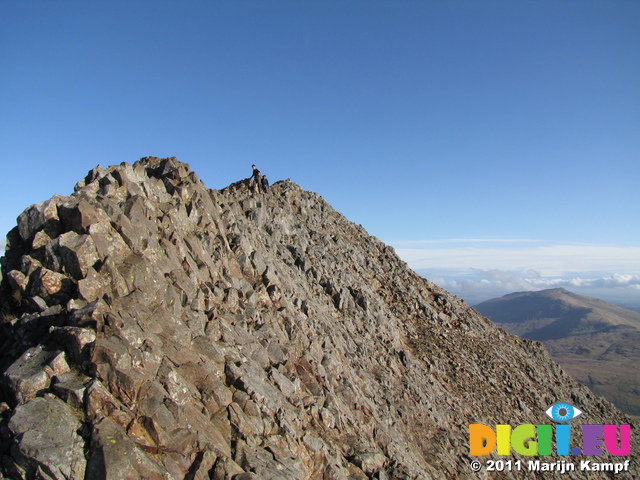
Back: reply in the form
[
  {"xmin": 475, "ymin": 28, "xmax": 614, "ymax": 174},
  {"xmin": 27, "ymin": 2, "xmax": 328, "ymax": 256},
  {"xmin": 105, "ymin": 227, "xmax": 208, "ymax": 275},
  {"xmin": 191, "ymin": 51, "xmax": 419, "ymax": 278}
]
[
  {"xmin": 250, "ymin": 165, "xmax": 262, "ymax": 193},
  {"xmin": 261, "ymin": 175, "xmax": 269, "ymax": 193}
]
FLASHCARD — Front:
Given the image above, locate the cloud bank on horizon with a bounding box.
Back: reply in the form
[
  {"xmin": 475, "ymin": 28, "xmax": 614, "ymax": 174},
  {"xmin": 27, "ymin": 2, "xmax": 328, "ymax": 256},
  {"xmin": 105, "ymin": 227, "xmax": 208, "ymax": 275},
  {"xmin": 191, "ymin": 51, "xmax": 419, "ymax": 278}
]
[{"xmin": 393, "ymin": 239, "xmax": 640, "ymax": 307}]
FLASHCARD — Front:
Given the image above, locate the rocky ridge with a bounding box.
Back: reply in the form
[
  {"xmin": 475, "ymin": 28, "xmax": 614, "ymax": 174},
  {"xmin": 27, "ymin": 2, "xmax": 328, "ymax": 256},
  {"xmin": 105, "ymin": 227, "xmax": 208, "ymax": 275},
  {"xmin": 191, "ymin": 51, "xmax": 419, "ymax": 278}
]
[{"xmin": 0, "ymin": 157, "xmax": 636, "ymax": 479}]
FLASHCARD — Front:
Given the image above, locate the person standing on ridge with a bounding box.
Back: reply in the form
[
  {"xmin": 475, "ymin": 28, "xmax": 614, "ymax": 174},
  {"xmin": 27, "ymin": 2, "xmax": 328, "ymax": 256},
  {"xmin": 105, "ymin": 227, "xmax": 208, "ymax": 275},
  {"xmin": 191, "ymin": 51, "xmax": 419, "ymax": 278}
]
[
  {"xmin": 261, "ymin": 174, "xmax": 269, "ymax": 193},
  {"xmin": 250, "ymin": 164, "xmax": 262, "ymax": 193}
]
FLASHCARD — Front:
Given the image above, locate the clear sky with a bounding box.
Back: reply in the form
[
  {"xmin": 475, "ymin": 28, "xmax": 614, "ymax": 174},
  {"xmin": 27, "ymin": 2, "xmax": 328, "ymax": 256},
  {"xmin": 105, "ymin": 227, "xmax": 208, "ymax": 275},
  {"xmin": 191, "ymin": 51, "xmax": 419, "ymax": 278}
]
[{"xmin": 1, "ymin": 1, "xmax": 639, "ymax": 307}]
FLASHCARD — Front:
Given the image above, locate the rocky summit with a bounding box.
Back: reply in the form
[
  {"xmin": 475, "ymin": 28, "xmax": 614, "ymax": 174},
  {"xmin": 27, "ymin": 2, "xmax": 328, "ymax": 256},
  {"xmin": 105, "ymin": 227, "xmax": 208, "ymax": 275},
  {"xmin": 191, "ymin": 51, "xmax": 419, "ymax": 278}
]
[{"xmin": 0, "ymin": 157, "xmax": 636, "ymax": 480}]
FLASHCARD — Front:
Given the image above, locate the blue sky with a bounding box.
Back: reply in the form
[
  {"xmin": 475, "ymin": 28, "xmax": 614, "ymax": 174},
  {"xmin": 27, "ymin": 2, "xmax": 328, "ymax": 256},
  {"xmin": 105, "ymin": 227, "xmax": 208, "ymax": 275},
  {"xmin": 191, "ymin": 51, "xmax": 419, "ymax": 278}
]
[{"xmin": 1, "ymin": 1, "xmax": 639, "ymax": 306}]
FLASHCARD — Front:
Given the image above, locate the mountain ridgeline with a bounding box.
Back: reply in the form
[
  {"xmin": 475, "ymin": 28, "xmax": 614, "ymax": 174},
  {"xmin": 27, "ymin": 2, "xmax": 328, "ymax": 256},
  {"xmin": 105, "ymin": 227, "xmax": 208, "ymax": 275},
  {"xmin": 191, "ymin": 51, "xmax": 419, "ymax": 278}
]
[{"xmin": 0, "ymin": 157, "xmax": 636, "ymax": 479}]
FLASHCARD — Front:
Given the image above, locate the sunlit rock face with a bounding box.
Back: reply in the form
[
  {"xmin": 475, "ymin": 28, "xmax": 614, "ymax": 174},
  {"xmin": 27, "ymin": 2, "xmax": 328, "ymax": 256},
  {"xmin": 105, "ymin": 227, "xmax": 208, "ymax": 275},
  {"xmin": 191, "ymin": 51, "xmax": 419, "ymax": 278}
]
[{"xmin": 0, "ymin": 157, "xmax": 635, "ymax": 479}]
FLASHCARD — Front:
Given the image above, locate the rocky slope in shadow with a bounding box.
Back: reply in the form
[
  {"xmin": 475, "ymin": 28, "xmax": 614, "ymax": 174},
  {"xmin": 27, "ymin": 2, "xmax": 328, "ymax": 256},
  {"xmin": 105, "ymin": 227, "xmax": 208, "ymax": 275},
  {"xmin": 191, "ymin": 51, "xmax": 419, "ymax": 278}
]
[
  {"xmin": 0, "ymin": 157, "xmax": 636, "ymax": 479},
  {"xmin": 475, "ymin": 288, "xmax": 640, "ymax": 418}
]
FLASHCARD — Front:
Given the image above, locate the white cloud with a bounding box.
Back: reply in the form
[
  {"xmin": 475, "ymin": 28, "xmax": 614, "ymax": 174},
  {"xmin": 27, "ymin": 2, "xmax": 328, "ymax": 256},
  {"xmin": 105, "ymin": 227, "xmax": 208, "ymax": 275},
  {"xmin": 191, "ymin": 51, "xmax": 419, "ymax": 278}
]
[
  {"xmin": 391, "ymin": 239, "xmax": 640, "ymax": 307},
  {"xmin": 394, "ymin": 242, "xmax": 640, "ymax": 276}
]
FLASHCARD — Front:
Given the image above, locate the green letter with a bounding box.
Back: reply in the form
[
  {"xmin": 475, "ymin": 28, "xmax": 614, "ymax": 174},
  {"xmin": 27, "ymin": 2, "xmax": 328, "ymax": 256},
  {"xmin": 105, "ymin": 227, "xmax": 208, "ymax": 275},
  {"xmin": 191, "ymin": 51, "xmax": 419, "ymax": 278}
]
[{"xmin": 512, "ymin": 424, "xmax": 537, "ymax": 456}]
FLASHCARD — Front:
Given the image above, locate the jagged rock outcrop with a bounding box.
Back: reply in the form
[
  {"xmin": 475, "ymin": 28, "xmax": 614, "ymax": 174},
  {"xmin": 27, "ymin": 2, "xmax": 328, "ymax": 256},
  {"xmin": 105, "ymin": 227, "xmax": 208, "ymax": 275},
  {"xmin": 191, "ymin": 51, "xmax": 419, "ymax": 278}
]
[{"xmin": 0, "ymin": 157, "xmax": 636, "ymax": 479}]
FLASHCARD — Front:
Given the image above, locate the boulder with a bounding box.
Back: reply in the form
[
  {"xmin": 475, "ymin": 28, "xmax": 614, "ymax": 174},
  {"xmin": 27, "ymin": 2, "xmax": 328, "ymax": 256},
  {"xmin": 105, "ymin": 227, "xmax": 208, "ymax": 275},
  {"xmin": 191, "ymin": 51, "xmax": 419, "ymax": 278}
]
[
  {"xmin": 3, "ymin": 347, "xmax": 69, "ymax": 406},
  {"xmin": 7, "ymin": 395, "xmax": 86, "ymax": 479}
]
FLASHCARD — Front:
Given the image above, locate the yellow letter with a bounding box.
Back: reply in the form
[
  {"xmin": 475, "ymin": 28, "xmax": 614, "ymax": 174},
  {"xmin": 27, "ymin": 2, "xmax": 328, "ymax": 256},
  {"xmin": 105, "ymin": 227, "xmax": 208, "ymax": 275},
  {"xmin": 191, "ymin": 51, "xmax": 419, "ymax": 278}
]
[{"xmin": 496, "ymin": 425, "xmax": 512, "ymax": 455}]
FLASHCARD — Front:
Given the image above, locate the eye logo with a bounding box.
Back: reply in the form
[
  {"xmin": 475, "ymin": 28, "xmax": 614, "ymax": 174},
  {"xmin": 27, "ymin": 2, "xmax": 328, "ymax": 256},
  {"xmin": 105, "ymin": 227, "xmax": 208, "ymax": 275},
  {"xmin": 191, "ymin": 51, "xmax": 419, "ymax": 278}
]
[{"xmin": 545, "ymin": 403, "xmax": 583, "ymax": 422}]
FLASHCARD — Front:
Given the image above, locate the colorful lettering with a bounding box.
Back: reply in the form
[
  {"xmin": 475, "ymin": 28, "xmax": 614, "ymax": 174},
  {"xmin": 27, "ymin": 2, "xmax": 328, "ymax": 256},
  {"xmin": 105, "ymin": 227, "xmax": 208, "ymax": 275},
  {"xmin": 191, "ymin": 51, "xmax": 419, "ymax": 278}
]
[
  {"xmin": 469, "ymin": 423, "xmax": 631, "ymax": 457},
  {"xmin": 469, "ymin": 424, "xmax": 496, "ymax": 456},
  {"xmin": 536, "ymin": 424, "xmax": 553, "ymax": 455},
  {"xmin": 556, "ymin": 424, "xmax": 571, "ymax": 456},
  {"xmin": 511, "ymin": 424, "xmax": 537, "ymax": 456},
  {"xmin": 582, "ymin": 425, "xmax": 604, "ymax": 455},
  {"xmin": 604, "ymin": 424, "xmax": 630, "ymax": 456}
]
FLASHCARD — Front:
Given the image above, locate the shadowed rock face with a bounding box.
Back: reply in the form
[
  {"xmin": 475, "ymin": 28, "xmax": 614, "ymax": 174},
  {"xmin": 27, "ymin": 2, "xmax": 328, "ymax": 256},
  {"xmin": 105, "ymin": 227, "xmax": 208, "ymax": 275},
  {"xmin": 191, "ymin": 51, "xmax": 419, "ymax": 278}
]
[{"xmin": 0, "ymin": 157, "xmax": 636, "ymax": 479}]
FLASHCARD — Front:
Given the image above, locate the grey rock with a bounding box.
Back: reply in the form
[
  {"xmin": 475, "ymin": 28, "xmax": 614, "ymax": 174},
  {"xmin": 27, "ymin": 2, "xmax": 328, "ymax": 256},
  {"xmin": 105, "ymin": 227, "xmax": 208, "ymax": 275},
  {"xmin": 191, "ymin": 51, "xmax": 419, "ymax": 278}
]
[
  {"xmin": 3, "ymin": 347, "xmax": 55, "ymax": 406},
  {"xmin": 85, "ymin": 416, "xmax": 164, "ymax": 480},
  {"xmin": 51, "ymin": 371, "xmax": 89, "ymax": 410},
  {"xmin": 7, "ymin": 395, "xmax": 86, "ymax": 480},
  {"xmin": 16, "ymin": 197, "xmax": 64, "ymax": 245},
  {"xmin": 56, "ymin": 231, "xmax": 100, "ymax": 281}
]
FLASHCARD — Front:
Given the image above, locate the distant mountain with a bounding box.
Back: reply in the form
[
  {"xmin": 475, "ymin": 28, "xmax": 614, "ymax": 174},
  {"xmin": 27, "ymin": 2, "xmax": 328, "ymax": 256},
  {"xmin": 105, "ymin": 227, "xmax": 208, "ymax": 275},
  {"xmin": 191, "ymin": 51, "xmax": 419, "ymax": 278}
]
[{"xmin": 475, "ymin": 288, "xmax": 640, "ymax": 417}]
